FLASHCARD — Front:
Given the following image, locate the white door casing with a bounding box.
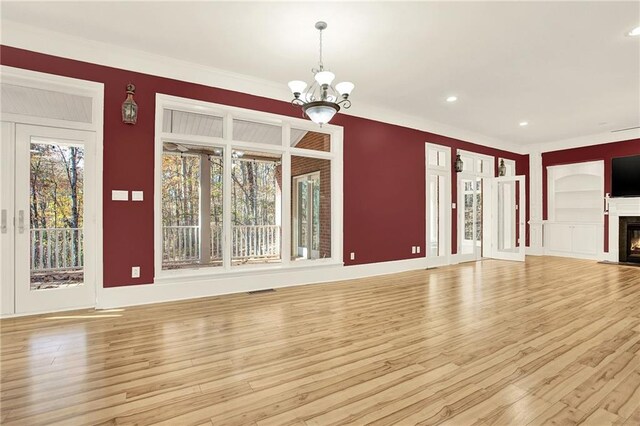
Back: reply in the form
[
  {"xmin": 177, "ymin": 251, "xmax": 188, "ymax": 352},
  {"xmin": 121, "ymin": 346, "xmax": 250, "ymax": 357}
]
[{"xmin": 489, "ymin": 175, "xmax": 526, "ymax": 262}]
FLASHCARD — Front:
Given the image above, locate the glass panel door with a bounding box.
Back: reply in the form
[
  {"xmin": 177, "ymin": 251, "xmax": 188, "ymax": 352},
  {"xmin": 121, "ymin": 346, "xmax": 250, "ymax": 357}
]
[
  {"xmin": 14, "ymin": 124, "xmax": 96, "ymax": 314},
  {"xmin": 427, "ymin": 174, "xmax": 447, "ymax": 258},
  {"xmin": 292, "ymin": 172, "xmax": 320, "ymax": 260},
  {"xmin": 458, "ymin": 176, "xmax": 483, "ymax": 262}
]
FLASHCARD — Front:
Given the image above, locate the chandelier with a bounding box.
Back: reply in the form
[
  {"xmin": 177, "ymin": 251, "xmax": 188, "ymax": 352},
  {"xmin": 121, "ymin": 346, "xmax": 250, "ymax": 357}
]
[{"xmin": 288, "ymin": 21, "xmax": 354, "ymax": 126}]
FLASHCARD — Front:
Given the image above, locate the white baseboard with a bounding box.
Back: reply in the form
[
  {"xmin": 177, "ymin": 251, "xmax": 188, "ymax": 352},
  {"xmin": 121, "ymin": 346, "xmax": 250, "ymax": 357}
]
[
  {"xmin": 95, "ymin": 257, "xmax": 429, "ymax": 309},
  {"xmin": 526, "ymin": 246, "xmax": 544, "ymax": 256},
  {"xmin": 542, "ymin": 249, "xmax": 606, "ymax": 261}
]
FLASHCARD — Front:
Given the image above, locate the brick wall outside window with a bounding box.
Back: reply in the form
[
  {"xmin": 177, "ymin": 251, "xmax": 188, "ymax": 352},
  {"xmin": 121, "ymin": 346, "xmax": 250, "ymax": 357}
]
[{"xmin": 292, "ymin": 132, "xmax": 332, "ymax": 259}]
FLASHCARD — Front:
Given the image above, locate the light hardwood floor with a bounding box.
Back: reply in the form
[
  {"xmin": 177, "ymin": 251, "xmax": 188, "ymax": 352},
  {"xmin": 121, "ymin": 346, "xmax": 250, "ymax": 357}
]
[{"xmin": 1, "ymin": 256, "xmax": 639, "ymax": 425}]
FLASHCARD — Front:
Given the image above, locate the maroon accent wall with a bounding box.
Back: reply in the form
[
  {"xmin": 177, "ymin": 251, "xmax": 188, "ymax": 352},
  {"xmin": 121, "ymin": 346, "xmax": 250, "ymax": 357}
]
[
  {"xmin": 1, "ymin": 45, "xmax": 529, "ymax": 287},
  {"xmin": 542, "ymin": 138, "xmax": 640, "ymax": 252}
]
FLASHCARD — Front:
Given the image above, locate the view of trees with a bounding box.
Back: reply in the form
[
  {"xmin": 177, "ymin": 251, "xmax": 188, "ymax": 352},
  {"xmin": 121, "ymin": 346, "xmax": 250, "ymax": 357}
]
[
  {"xmin": 30, "ymin": 143, "xmax": 85, "ymax": 285},
  {"xmin": 162, "ymin": 150, "xmax": 281, "ymax": 266},
  {"xmin": 231, "ymin": 158, "xmax": 279, "ymax": 226},
  {"xmin": 161, "ymin": 151, "xmax": 279, "ymax": 228},
  {"xmin": 30, "ymin": 143, "xmax": 84, "ymax": 230}
]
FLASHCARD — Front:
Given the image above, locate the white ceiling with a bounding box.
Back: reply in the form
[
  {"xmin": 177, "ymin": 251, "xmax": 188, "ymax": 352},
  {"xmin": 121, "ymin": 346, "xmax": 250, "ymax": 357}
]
[{"xmin": 1, "ymin": 1, "xmax": 639, "ymax": 146}]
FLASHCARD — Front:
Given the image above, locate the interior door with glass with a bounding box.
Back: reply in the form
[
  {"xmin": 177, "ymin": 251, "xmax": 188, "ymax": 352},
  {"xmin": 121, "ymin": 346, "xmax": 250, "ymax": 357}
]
[
  {"xmin": 490, "ymin": 175, "xmax": 526, "ymax": 261},
  {"xmin": 458, "ymin": 176, "xmax": 483, "ymax": 262},
  {"xmin": 14, "ymin": 124, "xmax": 96, "ymax": 314},
  {"xmin": 293, "ymin": 172, "xmax": 320, "ymax": 260}
]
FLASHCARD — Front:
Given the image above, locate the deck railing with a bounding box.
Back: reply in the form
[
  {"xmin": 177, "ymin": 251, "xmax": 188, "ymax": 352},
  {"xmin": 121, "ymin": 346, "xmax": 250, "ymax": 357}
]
[
  {"xmin": 30, "ymin": 224, "xmax": 281, "ymax": 271},
  {"xmin": 162, "ymin": 224, "xmax": 280, "ymax": 265},
  {"xmin": 31, "ymin": 228, "xmax": 83, "ymax": 271}
]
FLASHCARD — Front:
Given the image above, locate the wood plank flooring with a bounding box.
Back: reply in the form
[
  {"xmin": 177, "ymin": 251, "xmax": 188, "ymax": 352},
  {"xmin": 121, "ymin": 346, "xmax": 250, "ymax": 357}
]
[{"xmin": 1, "ymin": 256, "xmax": 639, "ymax": 425}]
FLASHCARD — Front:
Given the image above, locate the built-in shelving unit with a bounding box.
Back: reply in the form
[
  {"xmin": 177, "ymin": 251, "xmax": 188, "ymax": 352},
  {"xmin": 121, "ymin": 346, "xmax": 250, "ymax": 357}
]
[{"xmin": 544, "ymin": 161, "xmax": 604, "ymax": 260}]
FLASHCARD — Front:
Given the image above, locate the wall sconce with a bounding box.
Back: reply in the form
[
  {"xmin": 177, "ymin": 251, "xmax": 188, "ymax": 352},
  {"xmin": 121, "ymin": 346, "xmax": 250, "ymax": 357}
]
[
  {"xmin": 122, "ymin": 83, "xmax": 138, "ymax": 125},
  {"xmin": 454, "ymin": 151, "xmax": 464, "ymax": 173},
  {"xmin": 498, "ymin": 159, "xmax": 506, "ymax": 176}
]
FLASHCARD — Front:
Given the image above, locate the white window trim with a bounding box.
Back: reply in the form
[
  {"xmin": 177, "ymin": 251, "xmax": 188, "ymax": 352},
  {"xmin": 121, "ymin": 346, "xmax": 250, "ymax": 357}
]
[{"xmin": 154, "ymin": 94, "xmax": 343, "ymax": 282}]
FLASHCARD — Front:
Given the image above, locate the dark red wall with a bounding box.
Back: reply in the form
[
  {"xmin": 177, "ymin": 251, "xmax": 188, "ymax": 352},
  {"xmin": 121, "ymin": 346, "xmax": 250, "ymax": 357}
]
[
  {"xmin": 1, "ymin": 45, "xmax": 528, "ymax": 287},
  {"xmin": 542, "ymin": 138, "xmax": 640, "ymax": 252}
]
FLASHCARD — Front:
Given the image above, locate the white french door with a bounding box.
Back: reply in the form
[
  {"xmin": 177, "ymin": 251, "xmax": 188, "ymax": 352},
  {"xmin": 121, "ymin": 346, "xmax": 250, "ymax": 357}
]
[
  {"xmin": 489, "ymin": 175, "xmax": 526, "ymax": 261},
  {"xmin": 1, "ymin": 123, "xmax": 96, "ymax": 314},
  {"xmin": 458, "ymin": 175, "xmax": 484, "ymax": 262},
  {"xmin": 292, "ymin": 172, "xmax": 320, "ymax": 260}
]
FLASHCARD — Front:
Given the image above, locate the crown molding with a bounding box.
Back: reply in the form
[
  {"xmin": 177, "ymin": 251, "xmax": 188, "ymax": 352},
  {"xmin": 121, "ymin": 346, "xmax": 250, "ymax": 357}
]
[
  {"xmin": 529, "ymin": 127, "xmax": 640, "ymax": 155},
  {"xmin": 1, "ymin": 20, "xmax": 526, "ymax": 155}
]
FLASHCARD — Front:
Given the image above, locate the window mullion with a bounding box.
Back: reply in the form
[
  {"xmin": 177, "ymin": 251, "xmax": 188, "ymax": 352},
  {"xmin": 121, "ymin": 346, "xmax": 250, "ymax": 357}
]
[
  {"xmin": 222, "ymin": 114, "xmax": 233, "ymax": 270},
  {"xmin": 281, "ymin": 124, "xmax": 292, "ymax": 265}
]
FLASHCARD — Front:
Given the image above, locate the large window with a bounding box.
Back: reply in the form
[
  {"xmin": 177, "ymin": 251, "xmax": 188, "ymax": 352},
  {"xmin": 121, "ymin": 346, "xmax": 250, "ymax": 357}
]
[{"xmin": 156, "ymin": 97, "xmax": 341, "ymax": 276}]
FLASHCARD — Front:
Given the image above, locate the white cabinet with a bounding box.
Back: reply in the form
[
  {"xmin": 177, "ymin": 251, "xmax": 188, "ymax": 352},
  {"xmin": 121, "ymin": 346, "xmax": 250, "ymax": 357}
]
[
  {"xmin": 544, "ymin": 223, "xmax": 603, "ymax": 259},
  {"xmin": 545, "ymin": 161, "xmax": 604, "ymax": 260}
]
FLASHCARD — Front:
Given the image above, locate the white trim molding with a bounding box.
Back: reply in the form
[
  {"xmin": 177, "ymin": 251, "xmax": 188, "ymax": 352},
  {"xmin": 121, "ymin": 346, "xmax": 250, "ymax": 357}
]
[
  {"xmin": 1, "ymin": 20, "xmax": 525, "ymax": 155},
  {"xmin": 96, "ymin": 257, "xmax": 428, "ymax": 309},
  {"xmin": 530, "ymin": 128, "xmax": 640, "ymax": 155}
]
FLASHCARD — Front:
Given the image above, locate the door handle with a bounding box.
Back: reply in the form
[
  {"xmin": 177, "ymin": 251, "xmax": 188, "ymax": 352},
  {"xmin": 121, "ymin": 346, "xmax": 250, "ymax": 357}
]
[
  {"xmin": 18, "ymin": 210, "xmax": 25, "ymax": 234},
  {"xmin": 1, "ymin": 209, "xmax": 6, "ymax": 234}
]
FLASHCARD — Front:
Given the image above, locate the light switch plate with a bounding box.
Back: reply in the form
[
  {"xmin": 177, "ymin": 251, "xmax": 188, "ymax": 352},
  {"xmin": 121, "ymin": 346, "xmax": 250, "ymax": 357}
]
[
  {"xmin": 350, "ymin": 252, "xmax": 355, "ymax": 260},
  {"xmin": 452, "ymin": 202, "xmax": 457, "ymax": 209},
  {"xmin": 132, "ymin": 191, "xmax": 144, "ymax": 201},
  {"xmin": 112, "ymin": 190, "xmax": 128, "ymax": 201}
]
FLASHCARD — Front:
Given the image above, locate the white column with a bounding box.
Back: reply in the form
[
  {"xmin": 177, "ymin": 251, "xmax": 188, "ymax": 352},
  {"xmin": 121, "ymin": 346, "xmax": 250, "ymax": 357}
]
[
  {"xmin": 281, "ymin": 124, "xmax": 291, "ymax": 265},
  {"xmin": 528, "ymin": 148, "xmax": 544, "ymax": 255}
]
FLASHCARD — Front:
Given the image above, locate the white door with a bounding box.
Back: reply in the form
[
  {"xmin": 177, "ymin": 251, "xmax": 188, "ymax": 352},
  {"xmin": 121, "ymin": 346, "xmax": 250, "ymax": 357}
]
[
  {"xmin": 458, "ymin": 175, "xmax": 483, "ymax": 262},
  {"xmin": 8, "ymin": 124, "xmax": 96, "ymax": 314},
  {"xmin": 489, "ymin": 175, "xmax": 526, "ymax": 261},
  {"xmin": 293, "ymin": 172, "xmax": 320, "ymax": 260}
]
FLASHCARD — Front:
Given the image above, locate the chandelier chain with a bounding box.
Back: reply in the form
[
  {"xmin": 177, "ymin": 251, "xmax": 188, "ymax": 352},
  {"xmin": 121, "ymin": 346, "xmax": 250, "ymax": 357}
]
[{"xmin": 318, "ymin": 27, "xmax": 323, "ymax": 69}]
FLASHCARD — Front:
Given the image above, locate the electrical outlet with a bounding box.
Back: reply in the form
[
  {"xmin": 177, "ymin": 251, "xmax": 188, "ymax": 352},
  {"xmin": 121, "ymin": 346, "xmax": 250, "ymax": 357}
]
[
  {"xmin": 350, "ymin": 252, "xmax": 355, "ymax": 260},
  {"xmin": 131, "ymin": 266, "xmax": 140, "ymax": 278},
  {"xmin": 417, "ymin": 246, "xmax": 421, "ymax": 254},
  {"xmin": 452, "ymin": 202, "xmax": 457, "ymax": 209},
  {"xmin": 411, "ymin": 246, "xmax": 417, "ymax": 254}
]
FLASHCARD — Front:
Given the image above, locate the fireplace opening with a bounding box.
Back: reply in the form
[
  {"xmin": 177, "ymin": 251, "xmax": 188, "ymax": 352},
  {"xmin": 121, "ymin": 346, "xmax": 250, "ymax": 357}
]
[
  {"xmin": 628, "ymin": 226, "xmax": 640, "ymax": 260},
  {"xmin": 619, "ymin": 217, "xmax": 640, "ymax": 264}
]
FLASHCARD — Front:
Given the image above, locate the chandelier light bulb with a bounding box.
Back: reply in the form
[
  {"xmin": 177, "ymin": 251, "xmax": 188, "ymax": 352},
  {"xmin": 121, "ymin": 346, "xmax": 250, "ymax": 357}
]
[
  {"xmin": 314, "ymin": 71, "xmax": 336, "ymax": 86},
  {"xmin": 336, "ymin": 82, "xmax": 355, "ymax": 97},
  {"xmin": 287, "ymin": 80, "xmax": 307, "ymax": 96}
]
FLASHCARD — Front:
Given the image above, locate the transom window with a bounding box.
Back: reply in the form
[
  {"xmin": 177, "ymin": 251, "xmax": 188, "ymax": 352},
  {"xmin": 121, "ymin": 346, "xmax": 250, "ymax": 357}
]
[{"xmin": 155, "ymin": 95, "xmax": 342, "ymax": 277}]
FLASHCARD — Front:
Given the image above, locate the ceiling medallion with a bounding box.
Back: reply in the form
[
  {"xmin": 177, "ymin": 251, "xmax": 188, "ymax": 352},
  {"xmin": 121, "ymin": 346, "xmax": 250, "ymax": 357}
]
[{"xmin": 288, "ymin": 21, "xmax": 354, "ymax": 126}]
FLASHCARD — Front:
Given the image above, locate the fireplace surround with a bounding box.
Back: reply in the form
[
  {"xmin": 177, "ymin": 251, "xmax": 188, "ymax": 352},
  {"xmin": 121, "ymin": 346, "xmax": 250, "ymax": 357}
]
[{"xmin": 619, "ymin": 216, "xmax": 640, "ymax": 264}]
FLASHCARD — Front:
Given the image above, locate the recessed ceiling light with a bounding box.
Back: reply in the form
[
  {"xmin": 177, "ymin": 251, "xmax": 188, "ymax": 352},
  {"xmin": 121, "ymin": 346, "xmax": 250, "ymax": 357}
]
[
  {"xmin": 446, "ymin": 96, "xmax": 458, "ymax": 102},
  {"xmin": 519, "ymin": 121, "xmax": 528, "ymax": 127},
  {"xmin": 627, "ymin": 26, "xmax": 640, "ymax": 36}
]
